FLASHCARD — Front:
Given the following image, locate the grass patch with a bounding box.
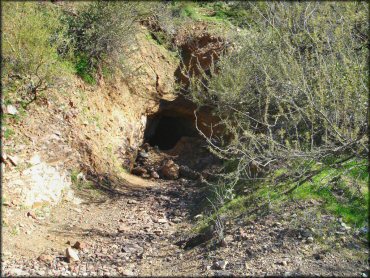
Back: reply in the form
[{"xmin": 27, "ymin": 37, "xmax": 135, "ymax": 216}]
[
  {"xmin": 3, "ymin": 128, "xmax": 15, "ymax": 140},
  {"xmin": 196, "ymin": 158, "xmax": 368, "ymax": 233},
  {"xmin": 75, "ymin": 54, "xmax": 97, "ymax": 85}
]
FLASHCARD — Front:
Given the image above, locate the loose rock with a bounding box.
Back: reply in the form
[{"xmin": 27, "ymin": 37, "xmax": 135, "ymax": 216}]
[
  {"xmin": 37, "ymin": 254, "xmax": 53, "ymax": 264},
  {"xmin": 131, "ymin": 166, "xmax": 147, "ymax": 176},
  {"xmin": 150, "ymin": 171, "xmax": 160, "ymax": 179},
  {"xmin": 66, "ymin": 247, "xmax": 79, "ymax": 262},
  {"xmin": 27, "ymin": 211, "xmax": 37, "ymax": 219},
  {"xmin": 8, "ymin": 155, "xmax": 20, "ymax": 166},
  {"xmin": 213, "ymin": 260, "xmax": 228, "ymax": 270},
  {"xmin": 161, "ymin": 160, "xmax": 179, "ymax": 180},
  {"xmin": 6, "ymin": 104, "xmax": 18, "ymax": 115},
  {"xmin": 72, "ymin": 241, "xmax": 86, "ymax": 250}
]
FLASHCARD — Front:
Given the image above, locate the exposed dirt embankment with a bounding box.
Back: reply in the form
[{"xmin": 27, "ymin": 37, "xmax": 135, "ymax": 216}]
[{"xmin": 3, "ymin": 27, "xmax": 182, "ymax": 208}]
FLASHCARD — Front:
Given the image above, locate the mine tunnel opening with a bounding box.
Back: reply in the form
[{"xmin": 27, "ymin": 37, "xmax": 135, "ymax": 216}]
[{"xmin": 144, "ymin": 114, "xmax": 199, "ymax": 150}]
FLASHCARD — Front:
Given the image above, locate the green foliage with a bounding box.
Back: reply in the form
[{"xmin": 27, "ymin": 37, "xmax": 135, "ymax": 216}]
[
  {"xmin": 3, "ymin": 128, "xmax": 15, "ymax": 140},
  {"xmin": 63, "ymin": 2, "xmax": 146, "ymax": 80},
  {"xmin": 74, "ymin": 55, "xmax": 96, "ymax": 85},
  {"xmin": 71, "ymin": 169, "xmax": 94, "ymax": 190},
  {"xmin": 189, "ymin": 2, "xmax": 368, "ymax": 183},
  {"xmin": 199, "ymin": 159, "xmax": 368, "ymax": 234},
  {"xmin": 291, "ymin": 160, "xmax": 368, "ymax": 227},
  {"xmin": 2, "ymin": 2, "xmax": 73, "ymax": 106}
]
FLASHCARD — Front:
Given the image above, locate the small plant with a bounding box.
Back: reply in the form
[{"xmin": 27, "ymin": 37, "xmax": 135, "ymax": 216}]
[
  {"xmin": 71, "ymin": 169, "xmax": 96, "ymax": 191},
  {"xmin": 10, "ymin": 226, "xmax": 20, "ymax": 236}
]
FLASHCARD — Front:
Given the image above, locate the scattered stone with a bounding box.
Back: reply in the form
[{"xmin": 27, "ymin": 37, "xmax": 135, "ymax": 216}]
[
  {"xmin": 37, "ymin": 254, "xmax": 53, "ymax": 264},
  {"xmin": 153, "ymin": 229, "xmax": 163, "ymax": 235},
  {"xmin": 6, "ymin": 104, "xmax": 18, "ymax": 115},
  {"xmin": 219, "ymin": 238, "xmax": 228, "ymax": 247},
  {"xmin": 76, "ymin": 172, "xmax": 86, "ymax": 182},
  {"xmin": 158, "ymin": 218, "xmax": 168, "ymax": 224},
  {"xmin": 10, "ymin": 268, "xmax": 27, "ymax": 276},
  {"xmin": 27, "ymin": 211, "xmax": 37, "ymax": 219},
  {"xmin": 225, "ymin": 235, "xmax": 233, "ymax": 242},
  {"xmin": 300, "ymin": 229, "xmax": 312, "ymax": 238},
  {"xmin": 213, "ymin": 260, "xmax": 228, "ymax": 270},
  {"xmin": 359, "ymin": 226, "xmax": 368, "ymax": 235},
  {"xmin": 150, "ymin": 171, "xmax": 160, "ymax": 179},
  {"xmin": 127, "ymin": 199, "xmax": 138, "ymax": 205},
  {"xmin": 8, "ymin": 155, "xmax": 20, "ymax": 166},
  {"xmin": 131, "ymin": 166, "xmax": 147, "ymax": 176},
  {"xmin": 239, "ymin": 228, "xmax": 248, "ymax": 239},
  {"xmin": 65, "ymin": 247, "xmax": 79, "ymax": 262},
  {"xmin": 340, "ymin": 222, "xmax": 351, "ymax": 231},
  {"xmin": 118, "ymin": 224, "xmax": 127, "ymax": 233},
  {"xmin": 314, "ymin": 253, "xmax": 324, "ymax": 260},
  {"xmin": 30, "ymin": 154, "xmax": 41, "ymax": 165},
  {"xmin": 172, "ymin": 217, "xmax": 182, "ymax": 223},
  {"xmin": 281, "ymin": 260, "xmax": 288, "ymax": 266},
  {"xmin": 161, "ymin": 160, "xmax": 180, "ymax": 180},
  {"xmin": 1, "ymin": 153, "xmax": 8, "ymax": 164},
  {"xmin": 139, "ymin": 151, "xmax": 149, "ymax": 158},
  {"xmin": 120, "ymin": 269, "xmax": 134, "ymax": 276},
  {"xmin": 306, "ymin": 236, "xmax": 314, "ymax": 243},
  {"xmin": 141, "ymin": 143, "xmax": 150, "ymax": 152},
  {"xmin": 214, "ymin": 270, "xmax": 232, "ymax": 277},
  {"xmin": 72, "ymin": 241, "xmax": 87, "ymax": 250}
]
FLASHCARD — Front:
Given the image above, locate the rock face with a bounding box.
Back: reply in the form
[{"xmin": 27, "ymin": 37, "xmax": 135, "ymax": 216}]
[
  {"xmin": 161, "ymin": 160, "xmax": 180, "ymax": 180},
  {"xmin": 7, "ymin": 161, "xmax": 76, "ymax": 208}
]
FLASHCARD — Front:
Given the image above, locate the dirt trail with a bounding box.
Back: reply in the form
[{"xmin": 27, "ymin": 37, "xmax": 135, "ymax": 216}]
[
  {"xmin": 3, "ymin": 175, "xmax": 205, "ymax": 277},
  {"xmin": 3, "ymin": 171, "xmax": 368, "ymax": 277}
]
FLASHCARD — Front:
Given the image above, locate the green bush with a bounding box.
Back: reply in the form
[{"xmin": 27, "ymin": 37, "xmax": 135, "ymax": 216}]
[
  {"xmin": 189, "ymin": 2, "xmax": 368, "ymax": 196},
  {"xmin": 63, "ymin": 2, "xmax": 147, "ymax": 80},
  {"xmin": 2, "ymin": 2, "xmax": 72, "ymax": 106}
]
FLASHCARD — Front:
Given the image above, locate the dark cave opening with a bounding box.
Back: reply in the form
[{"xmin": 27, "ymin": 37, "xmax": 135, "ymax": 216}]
[{"xmin": 144, "ymin": 114, "xmax": 199, "ymax": 150}]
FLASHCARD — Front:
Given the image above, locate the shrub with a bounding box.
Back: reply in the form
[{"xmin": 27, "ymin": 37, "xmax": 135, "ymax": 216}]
[
  {"xmin": 2, "ymin": 2, "xmax": 72, "ymax": 106},
  {"xmin": 63, "ymin": 2, "xmax": 146, "ymax": 80},
  {"xmin": 189, "ymin": 2, "xmax": 368, "ymax": 185}
]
